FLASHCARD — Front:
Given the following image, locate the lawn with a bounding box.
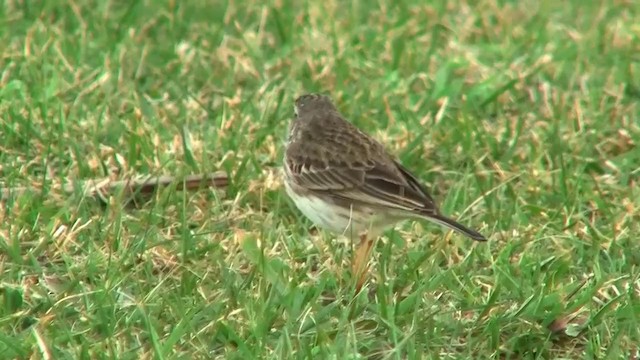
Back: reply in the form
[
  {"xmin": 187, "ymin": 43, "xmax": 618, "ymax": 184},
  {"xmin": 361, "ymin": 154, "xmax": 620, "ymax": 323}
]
[{"xmin": 1, "ymin": 0, "xmax": 639, "ymax": 358}]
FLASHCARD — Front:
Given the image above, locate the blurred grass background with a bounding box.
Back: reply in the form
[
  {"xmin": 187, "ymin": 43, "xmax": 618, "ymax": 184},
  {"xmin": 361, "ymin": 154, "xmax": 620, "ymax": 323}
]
[{"xmin": 0, "ymin": 0, "xmax": 639, "ymax": 358}]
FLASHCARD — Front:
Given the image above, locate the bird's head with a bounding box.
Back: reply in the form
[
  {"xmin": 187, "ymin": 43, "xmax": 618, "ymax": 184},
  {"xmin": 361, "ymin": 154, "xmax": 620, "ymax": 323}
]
[{"xmin": 293, "ymin": 93, "xmax": 336, "ymax": 117}]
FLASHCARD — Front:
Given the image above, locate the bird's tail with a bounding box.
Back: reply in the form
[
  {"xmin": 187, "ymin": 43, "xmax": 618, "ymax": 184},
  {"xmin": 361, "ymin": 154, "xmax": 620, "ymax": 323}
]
[{"xmin": 423, "ymin": 213, "xmax": 487, "ymax": 241}]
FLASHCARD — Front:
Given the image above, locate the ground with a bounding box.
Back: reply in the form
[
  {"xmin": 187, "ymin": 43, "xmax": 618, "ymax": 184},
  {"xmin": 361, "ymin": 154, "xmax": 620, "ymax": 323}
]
[{"xmin": 1, "ymin": 0, "xmax": 639, "ymax": 359}]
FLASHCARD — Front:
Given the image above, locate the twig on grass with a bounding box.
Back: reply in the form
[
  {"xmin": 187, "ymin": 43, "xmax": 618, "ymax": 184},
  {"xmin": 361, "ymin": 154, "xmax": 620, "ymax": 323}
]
[{"xmin": 0, "ymin": 172, "xmax": 229, "ymax": 205}]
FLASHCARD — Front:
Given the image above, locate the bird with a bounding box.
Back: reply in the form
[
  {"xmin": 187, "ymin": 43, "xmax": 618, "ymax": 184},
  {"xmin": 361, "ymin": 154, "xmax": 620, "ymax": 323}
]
[{"xmin": 283, "ymin": 93, "xmax": 487, "ymax": 292}]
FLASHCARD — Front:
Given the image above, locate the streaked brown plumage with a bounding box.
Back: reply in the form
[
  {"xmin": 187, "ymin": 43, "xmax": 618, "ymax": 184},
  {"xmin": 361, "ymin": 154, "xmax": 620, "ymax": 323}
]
[{"xmin": 283, "ymin": 93, "xmax": 486, "ymax": 290}]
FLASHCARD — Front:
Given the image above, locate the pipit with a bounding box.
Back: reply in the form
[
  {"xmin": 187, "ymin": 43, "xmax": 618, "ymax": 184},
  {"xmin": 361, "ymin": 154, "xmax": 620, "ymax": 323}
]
[{"xmin": 283, "ymin": 93, "xmax": 487, "ymax": 291}]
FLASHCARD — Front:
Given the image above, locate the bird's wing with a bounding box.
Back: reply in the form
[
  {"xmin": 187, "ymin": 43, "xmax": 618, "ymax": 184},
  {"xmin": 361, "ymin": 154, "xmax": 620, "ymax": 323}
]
[{"xmin": 285, "ymin": 125, "xmax": 438, "ymax": 215}]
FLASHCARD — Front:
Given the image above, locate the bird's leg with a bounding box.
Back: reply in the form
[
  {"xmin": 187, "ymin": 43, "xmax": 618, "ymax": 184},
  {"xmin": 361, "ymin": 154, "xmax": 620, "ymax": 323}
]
[{"xmin": 352, "ymin": 232, "xmax": 375, "ymax": 293}]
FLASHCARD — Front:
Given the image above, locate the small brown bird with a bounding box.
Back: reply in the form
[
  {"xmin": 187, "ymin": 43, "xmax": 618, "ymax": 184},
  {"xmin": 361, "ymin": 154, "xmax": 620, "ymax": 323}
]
[{"xmin": 283, "ymin": 93, "xmax": 486, "ymax": 291}]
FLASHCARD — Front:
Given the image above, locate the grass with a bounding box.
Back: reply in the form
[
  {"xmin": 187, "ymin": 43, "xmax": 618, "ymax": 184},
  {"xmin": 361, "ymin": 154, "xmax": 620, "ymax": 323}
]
[{"xmin": 1, "ymin": 0, "xmax": 639, "ymax": 358}]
